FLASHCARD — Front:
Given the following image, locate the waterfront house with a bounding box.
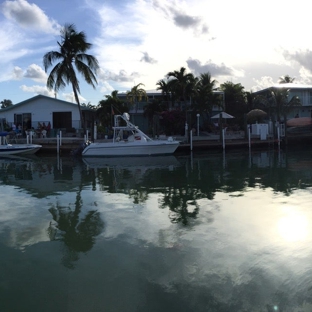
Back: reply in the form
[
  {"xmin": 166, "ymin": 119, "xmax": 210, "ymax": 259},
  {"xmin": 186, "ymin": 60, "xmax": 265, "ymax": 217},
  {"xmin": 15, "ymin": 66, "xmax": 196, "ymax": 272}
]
[
  {"xmin": 253, "ymin": 83, "xmax": 312, "ymax": 119},
  {"xmin": 0, "ymin": 95, "xmax": 94, "ymax": 137}
]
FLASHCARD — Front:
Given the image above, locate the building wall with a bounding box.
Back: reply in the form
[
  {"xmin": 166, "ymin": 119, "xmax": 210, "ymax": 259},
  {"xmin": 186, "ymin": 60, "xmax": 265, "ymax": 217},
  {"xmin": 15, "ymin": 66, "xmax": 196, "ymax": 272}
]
[{"xmin": 0, "ymin": 96, "xmax": 81, "ymax": 129}]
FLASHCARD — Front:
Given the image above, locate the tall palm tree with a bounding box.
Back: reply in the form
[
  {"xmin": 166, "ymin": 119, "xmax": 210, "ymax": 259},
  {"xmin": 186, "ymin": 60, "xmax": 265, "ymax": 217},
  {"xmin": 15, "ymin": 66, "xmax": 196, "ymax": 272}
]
[{"xmin": 43, "ymin": 23, "xmax": 99, "ymax": 133}]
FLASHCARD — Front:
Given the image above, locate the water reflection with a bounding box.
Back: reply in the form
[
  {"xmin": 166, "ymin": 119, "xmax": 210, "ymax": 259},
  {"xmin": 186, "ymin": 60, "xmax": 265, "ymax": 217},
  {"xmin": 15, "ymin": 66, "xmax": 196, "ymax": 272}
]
[{"xmin": 1, "ymin": 149, "xmax": 312, "ymax": 311}]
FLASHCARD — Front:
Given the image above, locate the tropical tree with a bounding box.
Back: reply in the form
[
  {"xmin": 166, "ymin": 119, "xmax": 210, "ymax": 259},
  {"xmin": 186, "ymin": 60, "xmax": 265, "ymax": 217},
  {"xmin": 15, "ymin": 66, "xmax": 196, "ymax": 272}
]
[
  {"xmin": 156, "ymin": 79, "xmax": 172, "ymax": 109},
  {"xmin": 166, "ymin": 67, "xmax": 195, "ymax": 109},
  {"xmin": 193, "ymin": 72, "xmax": 219, "ymax": 117},
  {"xmin": 264, "ymin": 88, "xmax": 301, "ymax": 122},
  {"xmin": 278, "ymin": 75, "xmax": 295, "ymax": 84},
  {"xmin": 219, "ymin": 81, "xmax": 248, "ymax": 125},
  {"xmin": 43, "ymin": 23, "xmax": 99, "ymax": 133},
  {"xmin": 126, "ymin": 83, "xmax": 147, "ymax": 112},
  {"xmin": 97, "ymin": 90, "xmax": 128, "ymax": 129},
  {"xmin": 1, "ymin": 99, "xmax": 13, "ymax": 109}
]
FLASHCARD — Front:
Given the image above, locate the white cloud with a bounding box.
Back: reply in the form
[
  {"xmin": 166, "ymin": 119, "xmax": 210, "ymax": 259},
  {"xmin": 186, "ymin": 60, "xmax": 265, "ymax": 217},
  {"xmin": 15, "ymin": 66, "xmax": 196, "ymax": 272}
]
[
  {"xmin": 1, "ymin": 0, "xmax": 60, "ymax": 34},
  {"xmin": 251, "ymin": 76, "xmax": 275, "ymax": 92},
  {"xmin": 12, "ymin": 66, "xmax": 24, "ymax": 80},
  {"xmin": 20, "ymin": 84, "xmax": 54, "ymax": 97},
  {"xmin": 62, "ymin": 92, "xmax": 86, "ymax": 104},
  {"xmin": 24, "ymin": 64, "xmax": 47, "ymax": 83}
]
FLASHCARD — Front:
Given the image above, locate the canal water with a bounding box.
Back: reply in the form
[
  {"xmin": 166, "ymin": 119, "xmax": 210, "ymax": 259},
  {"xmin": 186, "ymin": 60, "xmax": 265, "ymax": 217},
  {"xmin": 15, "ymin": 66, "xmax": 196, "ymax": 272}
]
[{"xmin": 1, "ymin": 148, "xmax": 312, "ymax": 312}]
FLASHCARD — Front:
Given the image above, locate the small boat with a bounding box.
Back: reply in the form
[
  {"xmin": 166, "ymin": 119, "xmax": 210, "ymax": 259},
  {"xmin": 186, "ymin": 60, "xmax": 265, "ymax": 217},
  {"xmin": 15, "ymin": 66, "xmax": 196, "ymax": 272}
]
[
  {"xmin": 0, "ymin": 143, "xmax": 42, "ymax": 155},
  {"xmin": 0, "ymin": 132, "xmax": 42, "ymax": 155},
  {"xmin": 81, "ymin": 113, "xmax": 180, "ymax": 157},
  {"xmin": 286, "ymin": 117, "xmax": 312, "ymax": 127}
]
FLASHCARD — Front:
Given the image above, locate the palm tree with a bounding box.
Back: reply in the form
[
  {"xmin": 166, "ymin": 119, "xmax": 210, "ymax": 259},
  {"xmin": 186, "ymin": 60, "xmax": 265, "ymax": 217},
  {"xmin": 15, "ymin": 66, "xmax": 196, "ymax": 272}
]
[
  {"xmin": 156, "ymin": 79, "xmax": 172, "ymax": 109},
  {"xmin": 126, "ymin": 83, "xmax": 147, "ymax": 122},
  {"xmin": 97, "ymin": 90, "xmax": 128, "ymax": 128},
  {"xmin": 193, "ymin": 73, "xmax": 218, "ymax": 116},
  {"xmin": 166, "ymin": 67, "xmax": 195, "ymax": 109},
  {"xmin": 267, "ymin": 88, "xmax": 301, "ymax": 122},
  {"xmin": 219, "ymin": 82, "xmax": 247, "ymax": 114},
  {"xmin": 43, "ymin": 23, "xmax": 99, "ymax": 133},
  {"xmin": 278, "ymin": 75, "xmax": 295, "ymax": 84}
]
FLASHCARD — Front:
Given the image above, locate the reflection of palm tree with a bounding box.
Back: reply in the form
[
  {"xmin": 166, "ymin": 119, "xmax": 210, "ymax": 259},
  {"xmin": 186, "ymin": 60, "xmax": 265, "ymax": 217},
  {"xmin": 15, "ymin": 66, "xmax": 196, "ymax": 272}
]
[
  {"xmin": 48, "ymin": 190, "xmax": 104, "ymax": 268},
  {"xmin": 161, "ymin": 187, "xmax": 201, "ymax": 225}
]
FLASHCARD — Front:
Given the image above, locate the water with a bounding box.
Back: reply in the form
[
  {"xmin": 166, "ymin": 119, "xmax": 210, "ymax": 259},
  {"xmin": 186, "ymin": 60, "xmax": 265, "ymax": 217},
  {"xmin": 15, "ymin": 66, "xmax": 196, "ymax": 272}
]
[{"xmin": 1, "ymin": 148, "xmax": 312, "ymax": 312}]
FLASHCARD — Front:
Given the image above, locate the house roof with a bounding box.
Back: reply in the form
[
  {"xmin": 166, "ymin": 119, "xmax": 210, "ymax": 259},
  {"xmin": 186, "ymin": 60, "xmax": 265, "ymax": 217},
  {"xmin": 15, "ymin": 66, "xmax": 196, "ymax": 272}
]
[
  {"xmin": 1, "ymin": 94, "xmax": 93, "ymax": 112},
  {"xmin": 254, "ymin": 83, "xmax": 312, "ymax": 95}
]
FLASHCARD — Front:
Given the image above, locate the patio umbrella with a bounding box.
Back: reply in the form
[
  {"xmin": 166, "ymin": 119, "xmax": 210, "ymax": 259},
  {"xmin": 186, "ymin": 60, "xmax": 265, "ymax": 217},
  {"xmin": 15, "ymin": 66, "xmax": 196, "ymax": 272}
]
[
  {"xmin": 246, "ymin": 109, "xmax": 267, "ymax": 122},
  {"xmin": 211, "ymin": 112, "xmax": 235, "ymax": 119}
]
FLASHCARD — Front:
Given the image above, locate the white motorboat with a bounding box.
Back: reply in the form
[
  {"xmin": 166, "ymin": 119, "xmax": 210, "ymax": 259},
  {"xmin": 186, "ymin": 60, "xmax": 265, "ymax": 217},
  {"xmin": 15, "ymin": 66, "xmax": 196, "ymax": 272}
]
[
  {"xmin": 81, "ymin": 113, "xmax": 180, "ymax": 157},
  {"xmin": 0, "ymin": 132, "xmax": 42, "ymax": 155},
  {"xmin": 0, "ymin": 143, "xmax": 42, "ymax": 155}
]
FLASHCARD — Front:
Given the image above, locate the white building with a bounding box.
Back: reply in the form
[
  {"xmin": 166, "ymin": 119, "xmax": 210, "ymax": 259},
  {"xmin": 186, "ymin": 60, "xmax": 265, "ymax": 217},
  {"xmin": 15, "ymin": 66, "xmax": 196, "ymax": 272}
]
[{"xmin": 0, "ymin": 95, "xmax": 94, "ymax": 136}]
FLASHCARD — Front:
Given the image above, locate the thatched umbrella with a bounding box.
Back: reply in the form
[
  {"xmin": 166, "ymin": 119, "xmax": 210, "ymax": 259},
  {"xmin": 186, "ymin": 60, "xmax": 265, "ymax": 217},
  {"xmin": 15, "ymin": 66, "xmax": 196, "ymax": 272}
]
[{"xmin": 246, "ymin": 109, "xmax": 267, "ymax": 122}]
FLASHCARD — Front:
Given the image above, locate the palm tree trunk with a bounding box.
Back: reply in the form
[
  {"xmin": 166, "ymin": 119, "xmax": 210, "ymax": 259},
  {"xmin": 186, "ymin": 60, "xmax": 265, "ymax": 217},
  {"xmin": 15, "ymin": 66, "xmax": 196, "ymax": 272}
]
[{"xmin": 72, "ymin": 86, "xmax": 86, "ymax": 134}]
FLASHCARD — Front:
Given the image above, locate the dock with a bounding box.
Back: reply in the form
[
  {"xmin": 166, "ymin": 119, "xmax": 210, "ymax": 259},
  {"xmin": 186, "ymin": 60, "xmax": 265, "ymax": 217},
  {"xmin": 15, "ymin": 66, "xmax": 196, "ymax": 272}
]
[{"xmin": 7, "ymin": 132, "xmax": 312, "ymax": 155}]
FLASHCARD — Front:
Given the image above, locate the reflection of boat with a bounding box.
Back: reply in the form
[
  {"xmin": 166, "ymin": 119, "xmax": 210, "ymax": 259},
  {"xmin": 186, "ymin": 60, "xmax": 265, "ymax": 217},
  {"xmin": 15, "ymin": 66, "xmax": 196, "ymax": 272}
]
[
  {"xmin": 286, "ymin": 117, "xmax": 312, "ymax": 127},
  {"xmin": 0, "ymin": 132, "xmax": 42, "ymax": 155},
  {"xmin": 81, "ymin": 113, "xmax": 180, "ymax": 157},
  {"xmin": 83, "ymin": 155, "xmax": 181, "ymax": 169}
]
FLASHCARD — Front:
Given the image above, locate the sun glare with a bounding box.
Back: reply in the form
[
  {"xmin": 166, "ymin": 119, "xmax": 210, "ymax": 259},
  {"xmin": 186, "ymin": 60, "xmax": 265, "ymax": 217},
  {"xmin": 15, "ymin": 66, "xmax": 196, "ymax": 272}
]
[{"xmin": 277, "ymin": 212, "xmax": 309, "ymax": 242}]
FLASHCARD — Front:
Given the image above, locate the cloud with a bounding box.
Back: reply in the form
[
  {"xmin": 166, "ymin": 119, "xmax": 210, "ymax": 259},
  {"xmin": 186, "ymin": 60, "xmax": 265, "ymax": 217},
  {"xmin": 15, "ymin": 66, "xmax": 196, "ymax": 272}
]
[
  {"xmin": 152, "ymin": 0, "xmax": 209, "ymax": 35},
  {"xmin": 97, "ymin": 68, "xmax": 140, "ymax": 83},
  {"xmin": 186, "ymin": 58, "xmax": 234, "ymax": 77},
  {"xmin": 1, "ymin": 0, "xmax": 60, "ymax": 34},
  {"xmin": 24, "ymin": 64, "xmax": 47, "ymax": 83},
  {"xmin": 251, "ymin": 76, "xmax": 275, "ymax": 91},
  {"xmin": 12, "ymin": 66, "xmax": 24, "ymax": 80},
  {"xmin": 283, "ymin": 49, "xmax": 312, "ymax": 72},
  {"xmin": 62, "ymin": 92, "xmax": 86, "ymax": 103},
  {"xmin": 20, "ymin": 84, "xmax": 54, "ymax": 97},
  {"xmin": 99, "ymin": 81, "xmax": 115, "ymax": 94},
  {"xmin": 140, "ymin": 52, "xmax": 157, "ymax": 64}
]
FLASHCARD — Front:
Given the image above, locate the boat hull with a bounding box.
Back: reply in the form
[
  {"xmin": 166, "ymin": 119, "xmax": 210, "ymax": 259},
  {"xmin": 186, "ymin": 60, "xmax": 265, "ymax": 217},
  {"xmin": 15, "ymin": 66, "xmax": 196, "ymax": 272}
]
[
  {"xmin": 81, "ymin": 141, "xmax": 179, "ymax": 157},
  {"xmin": 0, "ymin": 144, "xmax": 42, "ymax": 155},
  {"xmin": 287, "ymin": 117, "xmax": 312, "ymax": 127}
]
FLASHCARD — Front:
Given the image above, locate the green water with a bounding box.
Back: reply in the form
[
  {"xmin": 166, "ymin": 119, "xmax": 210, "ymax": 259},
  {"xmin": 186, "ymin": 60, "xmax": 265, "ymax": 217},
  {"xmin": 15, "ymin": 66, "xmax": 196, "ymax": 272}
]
[{"xmin": 1, "ymin": 148, "xmax": 312, "ymax": 312}]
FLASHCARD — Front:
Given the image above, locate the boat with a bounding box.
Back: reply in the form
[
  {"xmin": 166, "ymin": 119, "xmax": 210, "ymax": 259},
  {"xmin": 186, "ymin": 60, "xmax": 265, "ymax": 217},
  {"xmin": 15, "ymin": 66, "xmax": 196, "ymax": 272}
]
[
  {"xmin": 286, "ymin": 117, "xmax": 312, "ymax": 127},
  {"xmin": 81, "ymin": 113, "xmax": 180, "ymax": 157},
  {"xmin": 0, "ymin": 132, "xmax": 42, "ymax": 155}
]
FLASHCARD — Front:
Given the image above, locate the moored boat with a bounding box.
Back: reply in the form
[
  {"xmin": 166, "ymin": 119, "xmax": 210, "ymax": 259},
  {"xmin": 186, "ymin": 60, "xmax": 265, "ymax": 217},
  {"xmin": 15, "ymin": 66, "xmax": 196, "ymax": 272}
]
[
  {"xmin": 81, "ymin": 113, "xmax": 180, "ymax": 157},
  {"xmin": 0, "ymin": 132, "xmax": 42, "ymax": 155},
  {"xmin": 286, "ymin": 117, "xmax": 312, "ymax": 127},
  {"xmin": 0, "ymin": 143, "xmax": 42, "ymax": 155}
]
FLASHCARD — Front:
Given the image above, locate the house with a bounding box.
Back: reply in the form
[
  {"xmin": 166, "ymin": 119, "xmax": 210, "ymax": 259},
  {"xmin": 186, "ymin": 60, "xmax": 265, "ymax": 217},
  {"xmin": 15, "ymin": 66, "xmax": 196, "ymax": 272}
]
[
  {"xmin": 0, "ymin": 95, "xmax": 94, "ymax": 136},
  {"xmin": 116, "ymin": 90, "xmax": 225, "ymax": 132},
  {"xmin": 253, "ymin": 83, "xmax": 312, "ymax": 119}
]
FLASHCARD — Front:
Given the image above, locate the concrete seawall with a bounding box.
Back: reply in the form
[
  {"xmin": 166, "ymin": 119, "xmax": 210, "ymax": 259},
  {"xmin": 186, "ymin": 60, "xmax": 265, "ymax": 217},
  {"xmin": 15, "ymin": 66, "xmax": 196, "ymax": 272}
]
[{"xmin": 9, "ymin": 133, "xmax": 312, "ymax": 156}]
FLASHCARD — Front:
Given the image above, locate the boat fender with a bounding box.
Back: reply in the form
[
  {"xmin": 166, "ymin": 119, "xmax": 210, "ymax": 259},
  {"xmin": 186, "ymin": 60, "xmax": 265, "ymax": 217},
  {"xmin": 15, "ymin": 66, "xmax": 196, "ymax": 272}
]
[{"xmin": 168, "ymin": 137, "xmax": 173, "ymax": 142}]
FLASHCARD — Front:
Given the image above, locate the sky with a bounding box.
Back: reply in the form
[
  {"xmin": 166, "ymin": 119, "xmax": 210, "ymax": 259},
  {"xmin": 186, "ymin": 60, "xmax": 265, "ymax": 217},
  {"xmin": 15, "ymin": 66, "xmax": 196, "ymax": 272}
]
[{"xmin": 1, "ymin": 0, "xmax": 312, "ymax": 106}]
